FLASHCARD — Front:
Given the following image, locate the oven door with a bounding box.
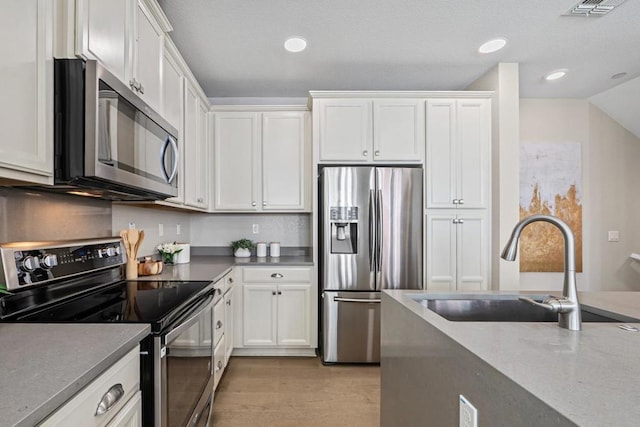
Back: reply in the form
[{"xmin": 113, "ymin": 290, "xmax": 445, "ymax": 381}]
[{"xmin": 157, "ymin": 294, "xmax": 215, "ymax": 427}]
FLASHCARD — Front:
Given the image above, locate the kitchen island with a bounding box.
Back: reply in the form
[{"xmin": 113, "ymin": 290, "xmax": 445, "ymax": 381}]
[{"xmin": 381, "ymin": 291, "xmax": 640, "ymax": 426}]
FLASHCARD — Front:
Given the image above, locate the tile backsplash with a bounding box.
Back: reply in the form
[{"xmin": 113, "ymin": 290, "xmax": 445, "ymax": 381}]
[{"xmin": 0, "ymin": 187, "xmax": 111, "ymax": 243}]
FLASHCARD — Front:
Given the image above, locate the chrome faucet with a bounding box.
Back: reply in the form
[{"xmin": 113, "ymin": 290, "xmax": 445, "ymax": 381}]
[{"xmin": 501, "ymin": 214, "xmax": 582, "ymax": 331}]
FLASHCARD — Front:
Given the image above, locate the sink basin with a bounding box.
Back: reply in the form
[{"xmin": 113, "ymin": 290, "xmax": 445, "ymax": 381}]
[{"xmin": 415, "ymin": 295, "xmax": 639, "ymax": 323}]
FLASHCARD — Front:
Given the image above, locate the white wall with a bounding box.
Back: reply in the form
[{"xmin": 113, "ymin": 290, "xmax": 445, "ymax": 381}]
[
  {"xmin": 466, "ymin": 63, "xmax": 521, "ymax": 290},
  {"xmin": 520, "ymin": 99, "xmax": 640, "ymax": 291},
  {"xmin": 189, "ymin": 213, "xmax": 311, "ymax": 248},
  {"xmin": 112, "ymin": 204, "xmax": 192, "ymax": 257},
  {"xmin": 589, "ymin": 76, "xmax": 640, "ymax": 140}
]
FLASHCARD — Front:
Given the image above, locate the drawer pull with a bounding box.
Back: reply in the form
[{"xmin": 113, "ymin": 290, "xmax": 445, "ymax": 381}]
[
  {"xmin": 95, "ymin": 383, "xmax": 125, "ymax": 416},
  {"xmin": 216, "ymin": 320, "xmax": 223, "ymax": 329},
  {"xmin": 216, "ymin": 360, "xmax": 223, "ymax": 371},
  {"xmin": 271, "ymin": 273, "xmax": 284, "ymax": 279},
  {"xmin": 228, "ymin": 277, "xmax": 233, "ymax": 284},
  {"xmin": 226, "ymin": 299, "xmax": 231, "ymax": 306}
]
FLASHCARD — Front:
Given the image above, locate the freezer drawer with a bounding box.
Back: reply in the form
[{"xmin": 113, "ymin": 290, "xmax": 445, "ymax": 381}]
[{"xmin": 322, "ymin": 291, "xmax": 380, "ymax": 363}]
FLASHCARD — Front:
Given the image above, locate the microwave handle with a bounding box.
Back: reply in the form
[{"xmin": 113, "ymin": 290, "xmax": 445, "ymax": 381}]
[{"xmin": 160, "ymin": 135, "xmax": 179, "ymax": 184}]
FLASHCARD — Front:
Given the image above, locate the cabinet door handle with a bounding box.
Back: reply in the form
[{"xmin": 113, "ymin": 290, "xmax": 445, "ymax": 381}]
[
  {"xmin": 452, "ymin": 219, "xmax": 458, "ymax": 224},
  {"xmin": 215, "ymin": 360, "xmax": 223, "ymax": 372},
  {"xmin": 262, "ymin": 201, "xmax": 267, "ymax": 206},
  {"xmin": 226, "ymin": 299, "xmax": 231, "ymax": 306},
  {"xmin": 228, "ymin": 277, "xmax": 233, "ymax": 284},
  {"xmin": 252, "ymin": 201, "xmax": 257, "ymax": 207},
  {"xmin": 270, "ymin": 273, "xmax": 283, "ymax": 278},
  {"xmin": 216, "ymin": 320, "xmax": 223, "ymax": 329},
  {"xmin": 272, "ymin": 291, "xmax": 276, "ymax": 296},
  {"xmin": 453, "ymin": 199, "xmax": 459, "ymax": 204},
  {"xmin": 457, "ymin": 219, "xmax": 465, "ymax": 224},
  {"xmin": 363, "ymin": 150, "xmax": 368, "ymax": 156},
  {"xmin": 458, "ymin": 199, "xmax": 464, "ymax": 205},
  {"xmin": 95, "ymin": 383, "xmax": 125, "ymax": 416},
  {"xmin": 374, "ymin": 150, "xmax": 380, "ymax": 157},
  {"xmin": 138, "ymin": 83, "xmax": 144, "ymax": 94},
  {"xmin": 277, "ymin": 291, "xmax": 282, "ymax": 295},
  {"xmin": 129, "ymin": 79, "xmax": 136, "ymax": 90}
]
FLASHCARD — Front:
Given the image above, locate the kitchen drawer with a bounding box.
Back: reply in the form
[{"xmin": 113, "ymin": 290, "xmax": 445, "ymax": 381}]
[
  {"xmin": 214, "ymin": 270, "xmax": 235, "ymax": 295},
  {"xmin": 242, "ymin": 267, "xmax": 312, "ymax": 283},
  {"xmin": 213, "ymin": 297, "xmax": 225, "ymax": 346},
  {"xmin": 39, "ymin": 346, "xmax": 140, "ymax": 427},
  {"xmin": 213, "ymin": 335, "xmax": 226, "ymax": 390}
]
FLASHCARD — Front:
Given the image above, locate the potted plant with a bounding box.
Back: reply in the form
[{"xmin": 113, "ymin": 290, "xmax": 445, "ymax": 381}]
[
  {"xmin": 231, "ymin": 238, "xmax": 255, "ymax": 257},
  {"xmin": 156, "ymin": 242, "xmax": 183, "ymax": 265}
]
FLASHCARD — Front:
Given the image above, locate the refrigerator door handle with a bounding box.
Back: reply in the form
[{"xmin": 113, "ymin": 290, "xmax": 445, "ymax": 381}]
[
  {"xmin": 376, "ymin": 189, "xmax": 383, "ymax": 272},
  {"xmin": 369, "ymin": 189, "xmax": 375, "ymax": 272},
  {"xmin": 333, "ymin": 297, "xmax": 381, "ymax": 304}
]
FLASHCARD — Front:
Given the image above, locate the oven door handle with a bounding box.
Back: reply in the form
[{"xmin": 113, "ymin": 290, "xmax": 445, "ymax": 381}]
[{"xmin": 165, "ymin": 293, "xmax": 214, "ymax": 344}]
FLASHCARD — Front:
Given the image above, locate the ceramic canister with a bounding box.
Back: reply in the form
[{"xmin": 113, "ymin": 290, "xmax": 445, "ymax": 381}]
[
  {"xmin": 269, "ymin": 242, "xmax": 280, "ymax": 257},
  {"xmin": 256, "ymin": 242, "xmax": 267, "ymax": 257}
]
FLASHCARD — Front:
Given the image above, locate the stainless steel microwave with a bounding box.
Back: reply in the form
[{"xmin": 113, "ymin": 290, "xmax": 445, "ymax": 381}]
[{"xmin": 52, "ymin": 59, "xmax": 178, "ymax": 200}]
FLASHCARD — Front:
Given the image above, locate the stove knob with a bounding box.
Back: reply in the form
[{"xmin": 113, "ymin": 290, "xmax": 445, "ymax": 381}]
[
  {"xmin": 41, "ymin": 254, "xmax": 58, "ymax": 269},
  {"xmin": 22, "ymin": 256, "xmax": 40, "ymax": 272}
]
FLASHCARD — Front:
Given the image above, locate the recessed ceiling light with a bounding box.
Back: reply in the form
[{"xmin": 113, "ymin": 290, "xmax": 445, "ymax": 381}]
[
  {"xmin": 478, "ymin": 38, "xmax": 507, "ymax": 54},
  {"xmin": 284, "ymin": 37, "xmax": 307, "ymax": 53},
  {"xmin": 545, "ymin": 69, "xmax": 568, "ymax": 81},
  {"xmin": 611, "ymin": 72, "xmax": 627, "ymax": 79}
]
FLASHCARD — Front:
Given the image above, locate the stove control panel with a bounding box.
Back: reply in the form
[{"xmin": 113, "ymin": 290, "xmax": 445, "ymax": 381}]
[{"xmin": 0, "ymin": 238, "xmax": 126, "ymax": 291}]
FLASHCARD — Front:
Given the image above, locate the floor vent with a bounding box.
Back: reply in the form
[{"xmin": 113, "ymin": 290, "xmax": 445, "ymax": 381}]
[{"xmin": 563, "ymin": 0, "xmax": 627, "ymax": 16}]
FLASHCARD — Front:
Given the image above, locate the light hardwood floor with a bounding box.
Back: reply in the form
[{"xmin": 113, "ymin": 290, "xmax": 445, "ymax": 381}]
[{"xmin": 210, "ymin": 357, "xmax": 380, "ymax": 427}]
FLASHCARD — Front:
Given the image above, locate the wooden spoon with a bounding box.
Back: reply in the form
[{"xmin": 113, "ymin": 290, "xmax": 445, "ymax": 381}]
[
  {"xmin": 134, "ymin": 230, "xmax": 145, "ymax": 260},
  {"xmin": 120, "ymin": 230, "xmax": 132, "ymax": 258},
  {"xmin": 127, "ymin": 229, "xmax": 139, "ymax": 259}
]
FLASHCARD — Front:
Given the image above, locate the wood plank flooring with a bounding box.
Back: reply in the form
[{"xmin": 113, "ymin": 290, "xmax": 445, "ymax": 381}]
[{"xmin": 210, "ymin": 357, "xmax": 380, "ymax": 427}]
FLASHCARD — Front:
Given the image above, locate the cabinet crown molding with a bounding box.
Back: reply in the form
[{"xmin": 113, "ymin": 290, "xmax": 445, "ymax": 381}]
[
  {"xmin": 140, "ymin": 0, "xmax": 173, "ymax": 33},
  {"xmin": 308, "ymin": 90, "xmax": 494, "ymax": 99},
  {"xmin": 210, "ymin": 105, "xmax": 309, "ymax": 112}
]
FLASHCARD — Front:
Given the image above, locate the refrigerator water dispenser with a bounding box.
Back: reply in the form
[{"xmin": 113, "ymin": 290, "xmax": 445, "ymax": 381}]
[{"xmin": 330, "ymin": 207, "xmax": 358, "ymax": 254}]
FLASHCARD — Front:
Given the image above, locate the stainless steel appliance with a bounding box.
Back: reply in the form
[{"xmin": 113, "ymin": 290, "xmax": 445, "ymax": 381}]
[
  {"xmin": 47, "ymin": 59, "xmax": 179, "ymax": 200},
  {"xmin": 0, "ymin": 238, "xmax": 214, "ymax": 426},
  {"xmin": 319, "ymin": 166, "xmax": 423, "ymax": 363}
]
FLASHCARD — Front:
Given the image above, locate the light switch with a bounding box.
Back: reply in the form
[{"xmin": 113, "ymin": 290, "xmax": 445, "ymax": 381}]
[{"xmin": 608, "ymin": 230, "xmax": 620, "ymax": 242}]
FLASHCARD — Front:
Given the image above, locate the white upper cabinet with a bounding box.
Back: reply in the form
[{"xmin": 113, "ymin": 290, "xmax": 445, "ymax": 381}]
[
  {"xmin": 426, "ymin": 98, "xmax": 490, "ymax": 209},
  {"xmin": 317, "ymin": 99, "xmax": 371, "ymax": 161},
  {"xmin": 75, "ymin": 0, "xmax": 166, "ymax": 112},
  {"xmin": 261, "ymin": 112, "xmax": 309, "ymax": 211},
  {"xmin": 183, "ymin": 82, "xmax": 210, "ymax": 209},
  {"xmin": 0, "ymin": 0, "xmax": 53, "ymax": 183},
  {"xmin": 314, "ymin": 96, "xmax": 424, "ymax": 162},
  {"xmin": 132, "ymin": 0, "xmax": 163, "ymax": 111},
  {"xmin": 213, "ymin": 112, "xmax": 260, "ymax": 211},
  {"xmin": 373, "ymin": 100, "xmax": 424, "ymax": 161},
  {"xmin": 75, "ymin": 0, "xmax": 132, "ymax": 83},
  {"xmin": 213, "ymin": 109, "xmax": 310, "ymax": 212}
]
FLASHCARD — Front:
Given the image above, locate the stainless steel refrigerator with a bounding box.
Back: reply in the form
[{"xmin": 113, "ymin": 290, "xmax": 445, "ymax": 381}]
[{"xmin": 319, "ymin": 166, "xmax": 423, "ymax": 363}]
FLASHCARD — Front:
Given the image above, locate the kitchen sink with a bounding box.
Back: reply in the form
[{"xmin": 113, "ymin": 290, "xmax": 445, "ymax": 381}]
[{"xmin": 414, "ymin": 295, "xmax": 639, "ymax": 323}]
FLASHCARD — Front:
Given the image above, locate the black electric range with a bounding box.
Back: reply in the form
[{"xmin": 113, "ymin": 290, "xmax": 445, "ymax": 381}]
[{"xmin": 0, "ymin": 237, "xmax": 216, "ymax": 427}]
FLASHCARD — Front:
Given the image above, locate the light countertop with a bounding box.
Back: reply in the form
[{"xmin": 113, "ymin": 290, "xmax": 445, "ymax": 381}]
[
  {"xmin": 384, "ymin": 290, "xmax": 640, "ymax": 426},
  {"xmin": 0, "ymin": 323, "xmax": 150, "ymax": 427}
]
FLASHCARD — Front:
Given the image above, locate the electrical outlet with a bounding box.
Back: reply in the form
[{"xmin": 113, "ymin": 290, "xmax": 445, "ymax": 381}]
[
  {"xmin": 176, "ymin": 224, "xmax": 182, "ymax": 235},
  {"xmin": 608, "ymin": 230, "xmax": 620, "ymax": 242},
  {"xmin": 459, "ymin": 395, "xmax": 478, "ymax": 427},
  {"xmin": 128, "ymin": 222, "xmax": 135, "ymax": 229},
  {"xmin": 252, "ymin": 224, "xmax": 259, "ymax": 234},
  {"xmin": 158, "ymin": 223, "xmax": 164, "ymax": 237}
]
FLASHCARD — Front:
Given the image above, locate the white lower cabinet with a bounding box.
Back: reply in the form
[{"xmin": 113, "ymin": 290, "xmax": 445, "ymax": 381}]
[
  {"xmin": 236, "ymin": 267, "xmax": 315, "ymax": 354},
  {"xmin": 39, "ymin": 346, "xmax": 141, "ymax": 427},
  {"xmin": 213, "ymin": 269, "xmax": 234, "ymax": 391},
  {"xmin": 425, "ymin": 211, "xmax": 489, "ymax": 291}
]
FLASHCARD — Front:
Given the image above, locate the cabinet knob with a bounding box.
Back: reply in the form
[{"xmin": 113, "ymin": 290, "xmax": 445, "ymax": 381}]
[
  {"xmin": 270, "ymin": 273, "xmax": 284, "ymax": 278},
  {"xmin": 363, "ymin": 150, "xmax": 369, "ymax": 156},
  {"xmin": 215, "ymin": 361, "xmax": 223, "ymax": 372},
  {"xmin": 252, "ymin": 201, "xmax": 257, "ymax": 207},
  {"xmin": 452, "ymin": 219, "xmax": 458, "ymax": 224},
  {"xmin": 228, "ymin": 277, "xmax": 233, "ymax": 284},
  {"xmin": 138, "ymin": 83, "xmax": 144, "ymax": 94},
  {"xmin": 262, "ymin": 201, "xmax": 267, "ymax": 206},
  {"xmin": 458, "ymin": 219, "xmax": 465, "ymax": 224},
  {"xmin": 453, "ymin": 199, "xmax": 459, "ymax": 204},
  {"xmin": 226, "ymin": 299, "xmax": 231, "ymax": 306},
  {"xmin": 277, "ymin": 291, "xmax": 282, "ymax": 295},
  {"xmin": 374, "ymin": 150, "xmax": 380, "ymax": 157},
  {"xmin": 272, "ymin": 291, "xmax": 276, "ymax": 296},
  {"xmin": 216, "ymin": 320, "xmax": 223, "ymax": 329},
  {"xmin": 458, "ymin": 199, "xmax": 464, "ymax": 205},
  {"xmin": 129, "ymin": 79, "xmax": 136, "ymax": 90}
]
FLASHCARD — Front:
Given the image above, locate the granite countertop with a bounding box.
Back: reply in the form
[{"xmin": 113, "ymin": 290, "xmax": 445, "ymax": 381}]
[
  {"xmin": 385, "ymin": 290, "xmax": 640, "ymax": 426},
  {"xmin": 0, "ymin": 323, "xmax": 150, "ymax": 427},
  {"xmin": 136, "ymin": 255, "xmax": 314, "ymax": 282}
]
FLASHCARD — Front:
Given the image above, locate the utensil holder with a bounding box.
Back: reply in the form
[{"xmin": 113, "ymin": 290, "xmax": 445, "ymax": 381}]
[{"xmin": 126, "ymin": 259, "xmax": 138, "ymax": 279}]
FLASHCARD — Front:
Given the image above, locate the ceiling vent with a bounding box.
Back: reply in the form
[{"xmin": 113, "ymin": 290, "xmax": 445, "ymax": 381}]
[{"xmin": 564, "ymin": 0, "xmax": 627, "ymax": 16}]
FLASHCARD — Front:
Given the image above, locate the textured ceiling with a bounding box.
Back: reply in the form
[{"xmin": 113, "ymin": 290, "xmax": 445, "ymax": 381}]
[{"xmin": 157, "ymin": 0, "xmax": 640, "ymax": 100}]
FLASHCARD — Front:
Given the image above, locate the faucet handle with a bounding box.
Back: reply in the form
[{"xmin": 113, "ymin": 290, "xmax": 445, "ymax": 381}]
[{"xmin": 519, "ymin": 297, "xmax": 557, "ymax": 311}]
